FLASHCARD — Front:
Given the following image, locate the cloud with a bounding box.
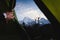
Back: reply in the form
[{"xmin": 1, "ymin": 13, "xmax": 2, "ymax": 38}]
[{"xmin": 15, "ymin": 1, "xmax": 48, "ymax": 21}]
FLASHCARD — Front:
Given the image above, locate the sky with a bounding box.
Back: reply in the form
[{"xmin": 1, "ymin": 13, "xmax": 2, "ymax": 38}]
[{"xmin": 15, "ymin": 0, "xmax": 48, "ymax": 22}]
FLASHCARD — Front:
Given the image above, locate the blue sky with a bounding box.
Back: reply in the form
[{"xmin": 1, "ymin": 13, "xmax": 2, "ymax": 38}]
[{"xmin": 15, "ymin": 0, "xmax": 48, "ymax": 22}]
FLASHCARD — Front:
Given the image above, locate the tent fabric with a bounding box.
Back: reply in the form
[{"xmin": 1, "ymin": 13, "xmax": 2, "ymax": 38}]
[
  {"xmin": 0, "ymin": 0, "xmax": 16, "ymax": 13},
  {"xmin": 42, "ymin": 0, "xmax": 60, "ymax": 22}
]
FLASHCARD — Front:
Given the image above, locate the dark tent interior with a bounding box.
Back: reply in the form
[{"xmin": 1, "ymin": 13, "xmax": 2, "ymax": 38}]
[{"xmin": 0, "ymin": 0, "xmax": 60, "ymax": 40}]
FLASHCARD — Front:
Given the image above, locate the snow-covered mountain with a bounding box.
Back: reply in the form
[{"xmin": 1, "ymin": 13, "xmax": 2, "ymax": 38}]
[
  {"xmin": 39, "ymin": 18, "xmax": 50, "ymax": 25},
  {"xmin": 19, "ymin": 17, "xmax": 50, "ymax": 26},
  {"xmin": 19, "ymin": 17, "xmax": 35, "ymax": 25},
  {"xmin": 23, "ymin": 17, "xmax": 35, "ymax": 25}
]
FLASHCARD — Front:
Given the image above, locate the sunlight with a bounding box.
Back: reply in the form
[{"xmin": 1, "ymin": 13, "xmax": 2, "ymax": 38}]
[{"xmin": 23, "ymin": 9, "xmax": 40, "ymax": 20}]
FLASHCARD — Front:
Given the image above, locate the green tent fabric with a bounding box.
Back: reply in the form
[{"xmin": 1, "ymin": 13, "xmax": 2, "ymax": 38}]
[
  {"xmin": 42, "ymin": 0, "xmax": 60, "ymax": 23},
  {"xmin": 0, "ymin": 0, "xmax": 16, "ymax": 13}
]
